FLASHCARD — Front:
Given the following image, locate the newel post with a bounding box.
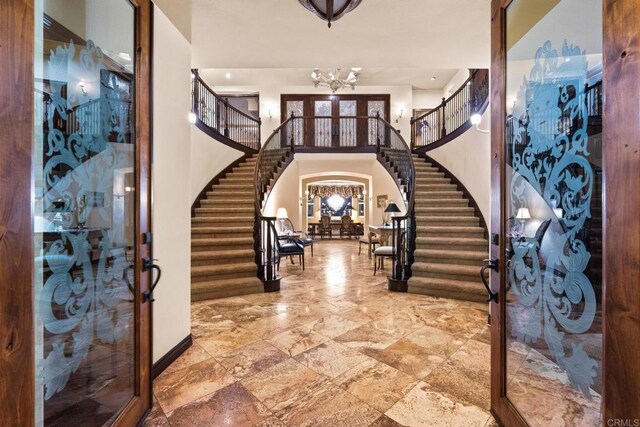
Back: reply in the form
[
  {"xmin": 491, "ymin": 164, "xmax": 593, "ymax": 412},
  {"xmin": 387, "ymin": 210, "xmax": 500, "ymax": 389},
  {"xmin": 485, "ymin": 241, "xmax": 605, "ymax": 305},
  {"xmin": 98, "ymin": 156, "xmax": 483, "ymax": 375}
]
[{"xmin": 440, "ymin": 97, "xmax": 447, "ymax": 138}]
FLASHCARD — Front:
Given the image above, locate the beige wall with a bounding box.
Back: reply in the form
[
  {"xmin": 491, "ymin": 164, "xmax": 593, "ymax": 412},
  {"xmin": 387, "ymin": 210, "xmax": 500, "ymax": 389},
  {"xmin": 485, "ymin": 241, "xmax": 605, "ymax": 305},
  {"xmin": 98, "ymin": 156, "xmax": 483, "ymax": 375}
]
[
  {"xmin": 190, "ymin": 127, "xmax": 245, "ymax": 203},
  {"xmin": 151, "ymin": 7, "xmax": 192, "ymax": 363},
  {"xmin": 428, "ymin": 109, "xmax": 491, "ymax": 223}
]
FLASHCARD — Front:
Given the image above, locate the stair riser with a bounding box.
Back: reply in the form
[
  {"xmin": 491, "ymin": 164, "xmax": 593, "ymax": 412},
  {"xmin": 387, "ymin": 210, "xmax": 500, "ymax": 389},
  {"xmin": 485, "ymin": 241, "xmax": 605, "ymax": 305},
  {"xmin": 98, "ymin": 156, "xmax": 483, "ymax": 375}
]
[
  {"xmin": 195, "ymin": 208, "xmax": 254, "ymax": 214},
  {"xmin": 414, "ymin": 192, "xmax": 463, "ymax": 199},
  {"xmin": 191, "ymin": 231, "xmax": 253, "ymax": 239},
  {"xmin": 415, "ymin": 185, "xmax": 457, "ymax": 191},
  {"xmin": 416, "ymin": 218, "xmax": 479, "ymax": 227},
  {"xmin": 201, "ymin": 199, "xmax": 254, "ymax": 205},
  {"xmin": 412, "ymin": 271, "xmax": 482, "ymax": 282},
  {"xmin": 192, "ymin": 270, "xmax": 256, "ymax": 282},
  {"xmin": 407, "ymin": 285, "xmax": 487, "ymax": 303},
  {"xmin": 415, "ymin": 241, "xmax": 487, "ymax": 251},
  {"xmin": 413, "ymin": 255, "xmax": 485, "ymax": 266},
  {"xmin": 192, "ymin": 240, "xmax": 253, "ymax": 248},
  {"xmin": 191, "ymin": 255, "xmax": 255, "ymax": 266},
  {"xmin": 207, "ymin": 191, "xmax": 254, "ymax": 196},
  {"xmin": 191, "ymin": 284, "xmax": 263, "ymax": 302},
  {"xmin": 414, "ymin": 200, "xmax": 469, "ymax": 208},
  {"xmin": 193, "ymin": 221, "xmax": 253, "ymax": 228},
  {"xmin": 415, "ymin": 210, "xmax": 475, "ymax": 217}
]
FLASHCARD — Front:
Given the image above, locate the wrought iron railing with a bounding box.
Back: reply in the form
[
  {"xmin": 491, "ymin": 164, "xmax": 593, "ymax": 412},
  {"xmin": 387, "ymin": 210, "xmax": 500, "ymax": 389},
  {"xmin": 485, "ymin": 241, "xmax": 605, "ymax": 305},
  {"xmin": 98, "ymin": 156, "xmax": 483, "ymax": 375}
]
[
  {"xmin": 411, "ymin": 69, "xmax": 489, "ymax": 150},
  {"xmin": 253, "ymin": 114, "xmax": 415, "ymax": 286},
  {"xmin": 376, "ymin": 123, "xmax": 416, "ymax": 283},
  {"xmin": 191, "ymin": 69, "xmax": 261, "ymax": 151}
]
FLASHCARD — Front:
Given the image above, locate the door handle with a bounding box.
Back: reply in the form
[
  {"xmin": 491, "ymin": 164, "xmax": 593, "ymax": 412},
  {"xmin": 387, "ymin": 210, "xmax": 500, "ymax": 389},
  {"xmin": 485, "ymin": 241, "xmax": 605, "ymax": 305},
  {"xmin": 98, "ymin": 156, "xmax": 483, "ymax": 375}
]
[
  {"xmin": 480, "ymin": 258, "xmax": 499, "ymax": 303},
  {"xmin": 142, "ymin": 257, "xmax": 162, "ymax": 303}
]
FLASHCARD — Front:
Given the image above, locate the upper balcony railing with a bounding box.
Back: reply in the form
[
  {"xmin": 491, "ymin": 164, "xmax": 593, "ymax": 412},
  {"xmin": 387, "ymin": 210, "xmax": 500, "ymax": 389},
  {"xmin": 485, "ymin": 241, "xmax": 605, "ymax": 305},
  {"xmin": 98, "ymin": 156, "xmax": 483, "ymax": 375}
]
[
  {"xmin": 411, "ymin": 69, "xmax": 489, "ymax": 152},
  {"xmin": 191, "ymin": 69, "xmax": 261, "ymax": 151}
]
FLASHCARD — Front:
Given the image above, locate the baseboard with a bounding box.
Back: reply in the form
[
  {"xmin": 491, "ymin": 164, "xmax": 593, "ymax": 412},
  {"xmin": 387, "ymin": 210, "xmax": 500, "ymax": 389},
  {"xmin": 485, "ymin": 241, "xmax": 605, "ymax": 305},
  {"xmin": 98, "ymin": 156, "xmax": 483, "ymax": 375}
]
[{"xmin": 152, "ymin": 334, "xmax": 193, "ymax": 379}]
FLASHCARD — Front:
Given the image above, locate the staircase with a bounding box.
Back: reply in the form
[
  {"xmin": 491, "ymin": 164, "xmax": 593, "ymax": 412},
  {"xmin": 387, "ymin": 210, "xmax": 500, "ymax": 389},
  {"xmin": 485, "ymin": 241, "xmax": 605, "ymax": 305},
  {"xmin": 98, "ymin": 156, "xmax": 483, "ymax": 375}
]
[
  {"xmin": 190, "ymin": 154, "xmax": 263, "ymax": 301},
  {"xmin": 407, "ymin": 154, "xmax": 489, "ymax": 302}
]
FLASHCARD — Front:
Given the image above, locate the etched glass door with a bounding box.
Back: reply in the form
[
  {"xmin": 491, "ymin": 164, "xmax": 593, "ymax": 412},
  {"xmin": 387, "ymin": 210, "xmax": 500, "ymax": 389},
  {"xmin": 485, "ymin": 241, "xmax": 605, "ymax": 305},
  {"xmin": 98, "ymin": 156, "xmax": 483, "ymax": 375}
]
[
  {"xmin": 338, "ymin": 99, "xmax": 357, "ymax": 147},
  {"xmin": 498, "ymin": 0, "xmax": 603, "ymax": 424},
  {"xmin": 33, "ymin": 0, "xmax": 150, "ymax": 425},
  {"xmin": 313, "ymin": 98, "xmax": 333, "ymax": 147}
]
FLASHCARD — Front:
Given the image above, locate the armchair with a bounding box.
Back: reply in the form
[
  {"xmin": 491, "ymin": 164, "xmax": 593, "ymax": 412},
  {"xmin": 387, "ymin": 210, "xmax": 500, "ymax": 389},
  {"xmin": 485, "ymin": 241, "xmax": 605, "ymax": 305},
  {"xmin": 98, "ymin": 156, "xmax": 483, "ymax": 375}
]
[
  {"xmin": 271, "ymin": 223, "xmax": 305, "ymax": 271},
  {"xmin": 340, "ymin": 215, "xmax": 353, "ymax": 239},
  {"xmin": 276, "ymin": 218, "xmax": 314, "ymax": 257},
  {"xmin": 319, "ymin": 215, "xmax": 332, "ymax": 239}
]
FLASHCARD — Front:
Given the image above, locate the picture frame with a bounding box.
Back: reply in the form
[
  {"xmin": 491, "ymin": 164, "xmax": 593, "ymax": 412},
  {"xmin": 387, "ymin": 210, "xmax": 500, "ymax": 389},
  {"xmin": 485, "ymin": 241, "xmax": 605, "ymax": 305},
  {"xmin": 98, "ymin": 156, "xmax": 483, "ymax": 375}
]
[{"xmin": 376, "ymin": 195, "xmax": 388, "ymax": 208}]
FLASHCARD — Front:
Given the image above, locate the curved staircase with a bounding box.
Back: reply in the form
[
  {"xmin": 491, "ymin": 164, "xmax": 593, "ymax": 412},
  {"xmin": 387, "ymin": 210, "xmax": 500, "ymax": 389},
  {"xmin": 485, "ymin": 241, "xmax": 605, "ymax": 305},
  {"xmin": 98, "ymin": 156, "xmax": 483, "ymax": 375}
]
[
  {"xmin": 191, "ymin": 154, "xmax": 263, "ymax": 301},
  {"xmin": 407, "ymin": 154, "xmax": 489, "ymax": 302}
]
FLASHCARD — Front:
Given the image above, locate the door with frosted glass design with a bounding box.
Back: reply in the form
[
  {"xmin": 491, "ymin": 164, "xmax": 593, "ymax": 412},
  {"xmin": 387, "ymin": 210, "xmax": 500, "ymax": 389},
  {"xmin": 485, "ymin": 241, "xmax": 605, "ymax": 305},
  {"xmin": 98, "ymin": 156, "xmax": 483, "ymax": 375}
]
[
  {"xmin": 490, "ymin": 0, "xmax": 604, "ymax": 425},
  {"xmin": 32, "ymin": 0, "xmax": 152, "ymax": 425}
]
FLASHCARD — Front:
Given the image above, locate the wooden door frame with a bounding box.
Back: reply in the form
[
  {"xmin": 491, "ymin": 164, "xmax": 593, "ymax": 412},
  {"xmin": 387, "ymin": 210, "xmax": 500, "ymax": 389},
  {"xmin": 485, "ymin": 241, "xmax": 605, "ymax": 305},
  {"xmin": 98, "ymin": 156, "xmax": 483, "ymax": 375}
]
[
  {"xmin": 0, "ymin": 0, "xmax": 153, "ymax": 425},
  {"xmin": 490, "ymin": 0, "xmax": 640, "ymax": 425}
]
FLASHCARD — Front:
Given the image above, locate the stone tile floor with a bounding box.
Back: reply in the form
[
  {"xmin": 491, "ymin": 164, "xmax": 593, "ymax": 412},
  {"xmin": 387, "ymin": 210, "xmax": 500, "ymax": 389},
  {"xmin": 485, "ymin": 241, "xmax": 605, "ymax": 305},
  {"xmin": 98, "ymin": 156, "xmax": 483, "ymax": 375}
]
[{"xmin": 145, "ymin": 240, "xmax": 497, "ymax": 426}]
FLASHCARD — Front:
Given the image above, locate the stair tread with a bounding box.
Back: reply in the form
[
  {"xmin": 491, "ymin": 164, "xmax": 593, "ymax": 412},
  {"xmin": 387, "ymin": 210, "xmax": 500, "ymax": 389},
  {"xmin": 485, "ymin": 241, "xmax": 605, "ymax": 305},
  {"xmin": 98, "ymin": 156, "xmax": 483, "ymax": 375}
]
[
  {"xmin": 408, "ymin": 276, "xmax": 486, "ymax": 295},
  {"xmin": 417, "ymin": 236, "xmax": 487, "ymax": 245},
  {"xmin": 192, "ymin": 249, "xmax": 254, "ymax": 259},
  {"xmin": 414, "ymin": 248, "xmax": 487, "ymax": 258},
  {"xmin": 412, "ymin": 262, "xmax": 482, "ymax": 274},
  {"xmin": 192, "ymin": 237, "xmax": 254, "ymax": 244}
]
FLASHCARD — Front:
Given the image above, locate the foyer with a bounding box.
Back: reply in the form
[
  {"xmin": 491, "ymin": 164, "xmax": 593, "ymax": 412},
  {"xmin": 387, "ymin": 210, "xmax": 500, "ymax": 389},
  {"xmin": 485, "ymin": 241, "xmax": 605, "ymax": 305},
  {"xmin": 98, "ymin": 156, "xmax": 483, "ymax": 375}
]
[{"xmin": 147, "ymin": 240, "xmax": 495, "ymax": 426}]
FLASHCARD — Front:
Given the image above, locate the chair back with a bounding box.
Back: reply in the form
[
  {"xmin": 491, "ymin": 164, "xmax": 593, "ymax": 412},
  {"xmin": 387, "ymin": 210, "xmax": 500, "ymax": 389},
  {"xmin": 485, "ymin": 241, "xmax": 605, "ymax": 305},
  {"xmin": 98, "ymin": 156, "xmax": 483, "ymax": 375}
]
[
  {"xmin": 276, "ymin": 218, "xmax": 295, "ymax": 235},
  {"xmin": 320, "ymin": 215, "xmax": 331, "ymax": 230},
  {"xmin": 341, "ymin": 215, "xmax": 352, "ymax": 228}
]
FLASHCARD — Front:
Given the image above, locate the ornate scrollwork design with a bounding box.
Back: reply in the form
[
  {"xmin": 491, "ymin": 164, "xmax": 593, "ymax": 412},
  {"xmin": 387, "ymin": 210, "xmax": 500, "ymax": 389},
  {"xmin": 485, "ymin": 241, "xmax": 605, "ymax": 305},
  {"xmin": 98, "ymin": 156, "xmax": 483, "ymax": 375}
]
[{"xmin": 507, "ymin": 40, "xmax": 598, "ymax": 397}]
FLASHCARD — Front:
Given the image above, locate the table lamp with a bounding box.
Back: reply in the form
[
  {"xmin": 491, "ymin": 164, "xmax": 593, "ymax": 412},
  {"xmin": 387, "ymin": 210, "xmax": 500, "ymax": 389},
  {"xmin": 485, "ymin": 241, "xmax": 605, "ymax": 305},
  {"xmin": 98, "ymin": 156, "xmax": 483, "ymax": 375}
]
[
  {"xmin": 515, "ymin": 207, "xmax": 531, "ymax": 236},
  {"xmin": 384, "ymin": 202, "xmax": 401, "ymax": 226}
]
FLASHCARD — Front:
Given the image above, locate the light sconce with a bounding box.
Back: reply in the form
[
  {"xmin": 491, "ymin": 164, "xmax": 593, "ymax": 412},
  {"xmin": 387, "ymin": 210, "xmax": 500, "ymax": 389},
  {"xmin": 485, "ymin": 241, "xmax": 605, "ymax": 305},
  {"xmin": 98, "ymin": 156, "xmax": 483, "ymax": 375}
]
[
  {"xmin": 395, "ymin": 109, "xmax": 404, "ymax": 123},
  {"xmin": 268, "ymin": 109, "xmax": 273, "ymax": 119},
  {"xmin": 188, "ymin": 112, "xmax": 197, "ymax": 124},
  {"xmin": 79, "ymin": 82, "xmax": 88, "ymax": 96}
]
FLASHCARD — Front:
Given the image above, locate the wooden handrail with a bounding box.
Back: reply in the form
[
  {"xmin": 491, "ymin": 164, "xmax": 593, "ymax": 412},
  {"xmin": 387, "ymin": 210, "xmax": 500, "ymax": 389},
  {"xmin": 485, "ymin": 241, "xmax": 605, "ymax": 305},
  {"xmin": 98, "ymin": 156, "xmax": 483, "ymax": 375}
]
[
  {"xmin": 191, "ymin": 68, "xmax": 261, "ymax": 151},
  {"xmin": 411, "ymin": 69, "xmax": 489, "ymax": 152}
]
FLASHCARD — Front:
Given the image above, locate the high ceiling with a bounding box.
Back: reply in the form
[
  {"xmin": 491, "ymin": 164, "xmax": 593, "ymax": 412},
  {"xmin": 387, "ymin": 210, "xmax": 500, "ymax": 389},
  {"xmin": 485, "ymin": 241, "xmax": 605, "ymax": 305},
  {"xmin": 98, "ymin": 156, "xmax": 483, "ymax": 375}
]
[
  {"xmin": 191, "ymin": 0, "xmax": 491, "ymax": 71},
  {"xmin": 198, "ymin": 68, "xmax": 459, "ymax": 90}
]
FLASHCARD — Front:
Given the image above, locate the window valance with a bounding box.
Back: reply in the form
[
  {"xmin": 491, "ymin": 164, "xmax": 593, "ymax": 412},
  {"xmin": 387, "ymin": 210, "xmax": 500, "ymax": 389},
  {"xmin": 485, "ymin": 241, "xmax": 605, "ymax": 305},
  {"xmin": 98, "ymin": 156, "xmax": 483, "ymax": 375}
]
[{"xmin": 308, "ymin": 185, "xmax": 364, "ymax": 198}]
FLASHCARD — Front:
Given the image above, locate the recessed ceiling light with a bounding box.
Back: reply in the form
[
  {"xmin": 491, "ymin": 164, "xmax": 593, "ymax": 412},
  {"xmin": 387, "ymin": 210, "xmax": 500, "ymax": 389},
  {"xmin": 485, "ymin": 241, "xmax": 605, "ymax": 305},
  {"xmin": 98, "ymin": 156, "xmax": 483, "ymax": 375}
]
[
  {"xmin": 431, "ymin": 76, "xmax": 437, "ymax": 80},
  {"xmin": 225, "ymin": 72, "xmax": 232, "ymax": 79}
]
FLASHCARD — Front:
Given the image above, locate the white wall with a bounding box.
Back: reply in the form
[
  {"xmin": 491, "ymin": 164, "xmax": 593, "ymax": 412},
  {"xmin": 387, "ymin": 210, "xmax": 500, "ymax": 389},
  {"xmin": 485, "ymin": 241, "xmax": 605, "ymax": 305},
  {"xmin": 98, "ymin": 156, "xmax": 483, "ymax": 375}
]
[
  {"xmin": 152, "ymin": 7, "xmax": 192, "ymax": 363},
  {"xmin": 412, "ymin": 89, "xmax": 443, "ymax": 110},
  {"xmin": 442, "ymin": 69, "xmax": 470, "ymax": 99},
  {"xmin": 428, "ymin": 109, "xmax": 491, "ymax": 223},
  {"xmin": 264, "ymin": 154, "xmax": 404, "ymax": 230},
  {"xmin": 209, "ymin": 84, "xmax": 414, "ymax": 143},
  {"xmin": 190, "ymin": 127, "xmax": 245, "ymax": 203}
]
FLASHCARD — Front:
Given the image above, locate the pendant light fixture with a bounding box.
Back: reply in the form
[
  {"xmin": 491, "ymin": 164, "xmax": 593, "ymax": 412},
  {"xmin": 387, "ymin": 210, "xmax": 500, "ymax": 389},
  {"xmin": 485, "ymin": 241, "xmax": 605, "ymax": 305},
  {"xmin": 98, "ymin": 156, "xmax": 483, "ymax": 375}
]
[{"xmin": 299, "ymin": 0, "xmax": 363, "ymax": 28}]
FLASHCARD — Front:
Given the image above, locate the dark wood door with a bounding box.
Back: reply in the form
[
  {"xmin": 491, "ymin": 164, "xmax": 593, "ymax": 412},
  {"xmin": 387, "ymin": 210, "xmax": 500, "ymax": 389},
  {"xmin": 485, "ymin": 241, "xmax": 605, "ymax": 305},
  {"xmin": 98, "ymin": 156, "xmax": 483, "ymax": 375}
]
[
  {"xmin": 490, "ymin": 0, "xmax": 640, "ymax": 425},
  {"xmin": 0, "ymin": 0, "xmax": 153, "ymax": 425}
]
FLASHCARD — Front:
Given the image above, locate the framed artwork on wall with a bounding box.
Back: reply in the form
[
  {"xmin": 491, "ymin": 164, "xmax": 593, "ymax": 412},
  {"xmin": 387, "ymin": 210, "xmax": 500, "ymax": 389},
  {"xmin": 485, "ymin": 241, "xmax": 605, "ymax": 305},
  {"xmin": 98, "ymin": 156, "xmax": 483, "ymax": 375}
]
[{"xmin": 377, "ymin": 195, "xmax": 388, "ymax": 208}]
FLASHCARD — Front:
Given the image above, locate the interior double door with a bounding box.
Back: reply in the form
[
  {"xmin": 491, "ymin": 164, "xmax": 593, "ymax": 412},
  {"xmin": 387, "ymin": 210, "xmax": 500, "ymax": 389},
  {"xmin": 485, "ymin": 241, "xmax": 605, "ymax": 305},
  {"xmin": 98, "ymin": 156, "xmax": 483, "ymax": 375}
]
[
  {"xmin": 281, "ymin": 94, "xmax": 390, "ymax": 149},
  {"xmin": 0, "ymin": 0, "xmax": 153, "ymax": 425}
]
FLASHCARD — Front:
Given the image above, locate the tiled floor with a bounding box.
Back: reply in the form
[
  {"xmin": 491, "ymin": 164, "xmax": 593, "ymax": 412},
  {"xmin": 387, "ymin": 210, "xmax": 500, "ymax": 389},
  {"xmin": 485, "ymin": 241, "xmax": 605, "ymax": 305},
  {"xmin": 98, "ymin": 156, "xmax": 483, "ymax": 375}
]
[{"xmin": 145, "ymin": 240, "xmax": 497, "ymax": 427}]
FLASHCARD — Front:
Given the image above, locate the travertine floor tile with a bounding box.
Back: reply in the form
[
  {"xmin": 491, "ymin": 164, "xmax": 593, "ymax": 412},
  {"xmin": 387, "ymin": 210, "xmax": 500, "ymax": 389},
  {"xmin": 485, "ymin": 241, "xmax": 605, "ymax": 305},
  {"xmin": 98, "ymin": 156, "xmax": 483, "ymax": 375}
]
[
  {"xmin": 268, "ymin": 325, "xmax": 329, "ymax": 356},
  {"xmin": 215, "ymin": 340, "xmax": 289, "ymax": 380},
  {"xmin": 304, "ymin": 314, "xmax": 361, "ymax": 339},
  {"xmin": 295, "ymin": 340, "xmax": 372, "ymax": 379}
]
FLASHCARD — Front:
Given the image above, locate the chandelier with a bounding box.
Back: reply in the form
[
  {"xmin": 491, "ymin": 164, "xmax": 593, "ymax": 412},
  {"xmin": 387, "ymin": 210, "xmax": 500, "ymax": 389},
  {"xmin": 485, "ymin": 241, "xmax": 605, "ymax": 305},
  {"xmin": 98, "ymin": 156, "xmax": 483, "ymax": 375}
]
[
  {"xmin": 299, "ymin": 0, "xmax": 363, "ymax": 28},
  {"xmin": 311, "ymin": 68, "xmax": 361, "ymax": 93}
]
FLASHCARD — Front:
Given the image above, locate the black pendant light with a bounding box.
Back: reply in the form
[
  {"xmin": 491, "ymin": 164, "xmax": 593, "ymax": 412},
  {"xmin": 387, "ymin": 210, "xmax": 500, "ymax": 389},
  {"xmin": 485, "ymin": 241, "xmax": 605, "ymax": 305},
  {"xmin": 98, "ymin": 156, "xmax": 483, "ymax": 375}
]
[{"xmin": 299, "ymin": 0, "xmax": 363, "ymax": 28}]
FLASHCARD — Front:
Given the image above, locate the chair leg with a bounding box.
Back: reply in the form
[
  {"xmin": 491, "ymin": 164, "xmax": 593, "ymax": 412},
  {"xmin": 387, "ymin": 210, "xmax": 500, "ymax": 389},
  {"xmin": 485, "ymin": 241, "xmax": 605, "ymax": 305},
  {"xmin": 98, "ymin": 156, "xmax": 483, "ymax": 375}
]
[
  {"xmin": 373, "ymin": 256, "xmax": 377, "ymax": 275},
  {"xmin": 358, "ymin": 242, "xmax": 362, "ymax": 255},
  {"xmin": 277, "ymin": 257, "xmax": 280, "ymax": 272},
  {"xmin": 301, "ymin": 252, "xmax": 305, "ymax": 270},
  {"xmin": 311, "ymin": 243, "xmax": 313, "ymax": 257}
]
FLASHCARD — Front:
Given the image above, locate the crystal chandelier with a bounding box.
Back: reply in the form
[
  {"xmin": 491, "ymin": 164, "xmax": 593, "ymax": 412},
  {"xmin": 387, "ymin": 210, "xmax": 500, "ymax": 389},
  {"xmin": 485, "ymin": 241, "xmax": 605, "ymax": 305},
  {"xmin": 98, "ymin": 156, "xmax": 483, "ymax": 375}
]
[
  {"xmin": 299, "ymin": 0, "xmax": 362, "ymax": 28},
  {"xmin": 311, "ymin": 68, "xmax": 361, "ymax": 93}
]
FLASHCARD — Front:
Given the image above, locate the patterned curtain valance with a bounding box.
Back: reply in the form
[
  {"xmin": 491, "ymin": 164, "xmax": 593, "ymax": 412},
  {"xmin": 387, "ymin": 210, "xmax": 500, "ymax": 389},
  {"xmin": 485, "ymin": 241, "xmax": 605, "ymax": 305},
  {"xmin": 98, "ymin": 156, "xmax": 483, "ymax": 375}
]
[{"xmin": 308, "ymin": 185, "xmax": 364, "ymax": 198}]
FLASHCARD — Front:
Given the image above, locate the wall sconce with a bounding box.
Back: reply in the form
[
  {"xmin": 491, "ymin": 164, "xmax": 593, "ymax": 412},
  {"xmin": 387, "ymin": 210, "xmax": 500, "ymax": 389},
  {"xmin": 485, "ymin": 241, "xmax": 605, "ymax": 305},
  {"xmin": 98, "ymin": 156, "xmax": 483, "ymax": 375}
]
[
  {"xmin": 188, "ymin": 112, "xmax": 197, "ymax": 124},
  {"xmin": 79, "ymin": 82, "xmax": 88, "ymax": 96},
  {"xmin": 395, "ymin": 109, "xmax": 404, "ymax": 123}
]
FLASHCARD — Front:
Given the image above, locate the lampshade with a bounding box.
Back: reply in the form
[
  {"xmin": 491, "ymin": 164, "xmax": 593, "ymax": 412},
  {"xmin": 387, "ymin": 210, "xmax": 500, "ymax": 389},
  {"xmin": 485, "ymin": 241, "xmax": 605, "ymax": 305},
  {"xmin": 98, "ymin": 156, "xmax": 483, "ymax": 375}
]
[
  {"xmin": 384, "ymin": 202, "xmax": 401, "ymax": 213},
  {"xmin": 276, "ymin": 208, "xmax": 288, "ymax": 219},
  {"xmin": 516, "ymin": 208, "xmax": 531, "ymax": 220}
]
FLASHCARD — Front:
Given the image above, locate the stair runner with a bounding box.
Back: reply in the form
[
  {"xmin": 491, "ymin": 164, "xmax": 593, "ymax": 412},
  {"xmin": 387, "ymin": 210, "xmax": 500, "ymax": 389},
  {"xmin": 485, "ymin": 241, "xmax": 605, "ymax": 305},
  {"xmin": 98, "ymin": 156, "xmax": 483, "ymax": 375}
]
[
  {"xmin": 191, "ymin": 154, "xmax": 263, "ymax": 301},
  {"xmin": 407, "ymin": 154, "xmax": 490, "ymax": 302}
]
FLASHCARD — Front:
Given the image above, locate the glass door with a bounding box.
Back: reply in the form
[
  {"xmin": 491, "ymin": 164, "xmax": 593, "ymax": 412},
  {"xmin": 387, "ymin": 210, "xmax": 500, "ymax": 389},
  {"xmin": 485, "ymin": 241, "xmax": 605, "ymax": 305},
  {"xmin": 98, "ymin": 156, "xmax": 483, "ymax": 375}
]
[
  {"xmin": 32, "ymin": 0, "xmax": 152, "ymax": 425},
  {"xmin": 491, "ymin": 0, "xmax": 603, "ymax": 425},
  {"xmin": 311, "ymin": 96, "xmax": 333, "ymax": 148}
]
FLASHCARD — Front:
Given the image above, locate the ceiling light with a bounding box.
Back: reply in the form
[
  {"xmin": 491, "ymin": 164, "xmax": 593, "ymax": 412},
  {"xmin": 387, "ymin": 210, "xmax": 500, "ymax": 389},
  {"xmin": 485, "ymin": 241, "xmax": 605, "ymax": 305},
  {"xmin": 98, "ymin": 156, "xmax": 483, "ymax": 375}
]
[
  {"xmin": 312, "ymin": 68, "xmax": 361, "ymax": 93},
  {"xmin": 470, "ymin": 113, "xmax": 482, "ymax": 125},
  {"xmin": 431, "ymin": 76, "xmax": 437, "ymax": 80},
  {"xmin": 225, "ymin": 72, "xmax": 232, "ymax": 79},
  {"xmin": 299, "ymin": 0, "xmax": 362, "ymax": 28}
]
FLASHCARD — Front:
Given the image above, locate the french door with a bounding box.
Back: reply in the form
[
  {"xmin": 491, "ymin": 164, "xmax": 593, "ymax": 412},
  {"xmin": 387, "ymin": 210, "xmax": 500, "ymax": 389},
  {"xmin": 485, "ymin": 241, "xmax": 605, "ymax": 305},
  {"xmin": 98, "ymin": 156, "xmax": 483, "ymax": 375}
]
[
  {"xmin": 0, "ymin": 0, "xmax": 152, "ymax": 425},
  {"xmin": 489, "ymin": 0, "xmax": 640, "ymax": 425},
  {"xmin": 281, "ymin": 94, "xmax": 390, "ymax": 149}
]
